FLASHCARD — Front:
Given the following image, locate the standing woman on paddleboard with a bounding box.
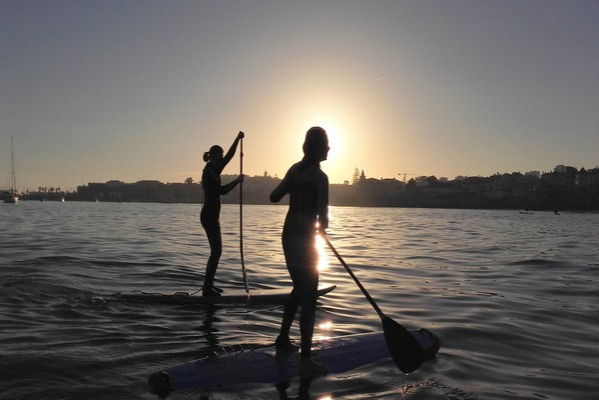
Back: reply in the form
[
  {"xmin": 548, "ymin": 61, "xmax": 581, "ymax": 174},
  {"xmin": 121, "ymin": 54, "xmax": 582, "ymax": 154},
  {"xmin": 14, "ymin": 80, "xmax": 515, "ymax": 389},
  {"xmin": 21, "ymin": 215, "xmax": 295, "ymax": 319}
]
[
  {"xmin": 270, "ymin": 126, "xmax": 329, "ymax": 373},
  {"xmin": 200, "ymin": 131, "xmax": 244, "ymax": 296}
]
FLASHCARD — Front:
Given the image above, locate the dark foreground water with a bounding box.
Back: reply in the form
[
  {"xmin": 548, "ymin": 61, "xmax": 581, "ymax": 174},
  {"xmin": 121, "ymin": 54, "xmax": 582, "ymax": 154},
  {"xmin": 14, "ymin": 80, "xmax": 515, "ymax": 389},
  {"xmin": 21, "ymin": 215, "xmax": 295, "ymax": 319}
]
[{"xmin": 1, "ymin": 202, "xmax": 598, "ymax": 400}]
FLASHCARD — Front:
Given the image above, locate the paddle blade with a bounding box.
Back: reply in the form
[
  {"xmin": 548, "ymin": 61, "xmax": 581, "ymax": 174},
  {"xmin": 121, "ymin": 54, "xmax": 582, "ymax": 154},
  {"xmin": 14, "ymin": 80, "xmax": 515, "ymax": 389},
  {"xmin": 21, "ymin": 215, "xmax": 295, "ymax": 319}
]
[{"xmin": 382, "ymin": 315, "xmax": 426, "ymax": 373}]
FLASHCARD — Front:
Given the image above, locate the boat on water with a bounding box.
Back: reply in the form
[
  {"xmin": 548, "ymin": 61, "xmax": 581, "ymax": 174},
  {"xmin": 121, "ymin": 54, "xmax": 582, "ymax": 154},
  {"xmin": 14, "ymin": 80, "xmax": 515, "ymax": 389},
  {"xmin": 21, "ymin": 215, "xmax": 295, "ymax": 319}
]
[
  {"xmin": 4, "ymin": 136, "xmax": 19, "ymax": 204},
  {"xmin": 3, "ymin": 190, "xmax": 18, "ymax": 204}
]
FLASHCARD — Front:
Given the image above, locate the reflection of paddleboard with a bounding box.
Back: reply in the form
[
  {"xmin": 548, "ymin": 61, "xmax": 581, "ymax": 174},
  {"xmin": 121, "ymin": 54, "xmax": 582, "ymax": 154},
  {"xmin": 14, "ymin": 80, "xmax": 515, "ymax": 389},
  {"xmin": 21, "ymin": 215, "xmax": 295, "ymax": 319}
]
[
  {"xmin": 115, "ymin": 285, "xmax": 336, "ymax": 305},
  {"xmin": 148, "ymin": 329, "xmax": 440, "ymax": 396}
]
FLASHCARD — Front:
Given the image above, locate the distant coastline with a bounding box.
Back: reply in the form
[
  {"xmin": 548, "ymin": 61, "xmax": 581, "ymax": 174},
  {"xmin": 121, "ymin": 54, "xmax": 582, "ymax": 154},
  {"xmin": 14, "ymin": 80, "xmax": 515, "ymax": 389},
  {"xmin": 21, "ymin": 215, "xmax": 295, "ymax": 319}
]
[{"xmin": 9, "ymin": 164, "xmax": 599, "ymax": 211}]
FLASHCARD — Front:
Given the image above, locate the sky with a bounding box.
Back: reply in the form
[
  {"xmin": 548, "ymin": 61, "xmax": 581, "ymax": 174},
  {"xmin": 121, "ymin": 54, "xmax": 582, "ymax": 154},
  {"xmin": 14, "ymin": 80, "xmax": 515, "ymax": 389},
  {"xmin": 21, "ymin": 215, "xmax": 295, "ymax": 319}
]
[{"xmin": 2, "ymin": 0, "xmax": 598, "ymax": 192}]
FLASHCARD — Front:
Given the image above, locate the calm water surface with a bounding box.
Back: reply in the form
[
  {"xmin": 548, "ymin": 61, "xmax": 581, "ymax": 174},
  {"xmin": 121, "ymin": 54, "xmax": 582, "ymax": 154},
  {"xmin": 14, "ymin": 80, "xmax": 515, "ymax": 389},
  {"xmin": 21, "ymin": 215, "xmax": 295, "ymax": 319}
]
[{"xmin": 1, "ymin": 202, "xmax": 598, "ymax": 400}]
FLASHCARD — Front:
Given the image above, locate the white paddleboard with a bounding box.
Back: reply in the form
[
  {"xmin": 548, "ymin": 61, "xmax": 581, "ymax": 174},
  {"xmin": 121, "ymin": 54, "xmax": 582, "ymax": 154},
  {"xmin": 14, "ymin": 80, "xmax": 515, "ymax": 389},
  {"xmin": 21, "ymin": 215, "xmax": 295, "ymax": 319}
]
[{"xmin": 116, "ymin": 285, "xmax": 336, "ymax": 305}]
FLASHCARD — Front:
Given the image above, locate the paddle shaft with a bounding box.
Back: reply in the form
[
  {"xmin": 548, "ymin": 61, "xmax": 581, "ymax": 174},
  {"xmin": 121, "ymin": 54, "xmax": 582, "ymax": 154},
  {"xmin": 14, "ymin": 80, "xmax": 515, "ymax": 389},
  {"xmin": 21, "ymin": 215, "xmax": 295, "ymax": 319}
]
[
  {"xmin": 322, "ymin": 234, "xmax": 385, "ymax": 319},
  {"xmin": 239, "ymin": 135, "xmax": 249, "ymax": 293}
]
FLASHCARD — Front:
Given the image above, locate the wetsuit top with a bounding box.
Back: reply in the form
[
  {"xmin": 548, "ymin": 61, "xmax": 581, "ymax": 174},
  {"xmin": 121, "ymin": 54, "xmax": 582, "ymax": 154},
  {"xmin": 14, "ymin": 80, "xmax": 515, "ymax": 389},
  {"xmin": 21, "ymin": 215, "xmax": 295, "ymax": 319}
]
[
  {"xmin": 201, "ymin": 163, "xmax": 222, "ymax": 220},
  {"xmin": 279, "ymin": 160, "xmax": 329, "ymax": 237}
]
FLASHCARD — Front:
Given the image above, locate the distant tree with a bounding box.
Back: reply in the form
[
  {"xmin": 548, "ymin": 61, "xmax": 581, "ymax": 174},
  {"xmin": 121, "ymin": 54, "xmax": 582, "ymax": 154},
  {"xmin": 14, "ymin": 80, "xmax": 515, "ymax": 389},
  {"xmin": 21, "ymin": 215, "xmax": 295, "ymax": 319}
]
[
  {"xmin": 352, "ymin": 168, "xmax": 360, "ymax": 184},
  {"xmin": 426, "ymin": 176, "xmax": 438, "ymax": 186},
  {"xmin": 360, "ymin": 170, "xmax": 366, "ymax": 181},
  {"xmin": 185, "ymin": 177, "xmax": 194, "ymax": 184}
]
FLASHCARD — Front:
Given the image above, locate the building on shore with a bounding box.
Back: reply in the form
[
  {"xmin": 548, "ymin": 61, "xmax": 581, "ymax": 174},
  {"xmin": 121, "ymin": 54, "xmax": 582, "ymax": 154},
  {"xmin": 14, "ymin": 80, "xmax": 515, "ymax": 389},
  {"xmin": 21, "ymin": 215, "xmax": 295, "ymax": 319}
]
[{"xmin": 17, "ymin": 165, "xmax": 599, "ymax": 211}]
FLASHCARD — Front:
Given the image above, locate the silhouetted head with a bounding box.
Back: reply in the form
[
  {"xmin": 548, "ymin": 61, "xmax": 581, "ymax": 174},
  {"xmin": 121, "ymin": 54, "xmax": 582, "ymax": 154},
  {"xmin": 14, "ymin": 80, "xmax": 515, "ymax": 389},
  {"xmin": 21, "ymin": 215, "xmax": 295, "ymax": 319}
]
[
  {"xmin": 303, "ymin": 126, "xmax": 329, "ymax": 163},
  {"xmin": 203, "ymin": 145, "xmax": 224, "ymax": 162}
]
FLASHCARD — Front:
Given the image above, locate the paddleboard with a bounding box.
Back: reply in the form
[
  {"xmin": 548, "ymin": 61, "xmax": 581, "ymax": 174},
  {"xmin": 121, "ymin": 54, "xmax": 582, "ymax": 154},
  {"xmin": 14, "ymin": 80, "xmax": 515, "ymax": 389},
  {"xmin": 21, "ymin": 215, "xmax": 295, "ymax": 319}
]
[
  {"xmin": 115, "ymin": 285, "xmax": 336, "ymax": 305},
  {"xmin": 148, "ymin": 328, "xmax": 440, "ymax": 396}
]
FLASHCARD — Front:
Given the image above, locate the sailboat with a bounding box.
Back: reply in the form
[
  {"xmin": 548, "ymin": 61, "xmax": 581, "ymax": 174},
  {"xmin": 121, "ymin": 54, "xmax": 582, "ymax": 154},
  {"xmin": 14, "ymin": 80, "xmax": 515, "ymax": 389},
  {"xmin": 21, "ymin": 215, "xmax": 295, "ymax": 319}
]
[{"xmin": 4, "ymin": 136, "xmax": 19, "ymax": 204}]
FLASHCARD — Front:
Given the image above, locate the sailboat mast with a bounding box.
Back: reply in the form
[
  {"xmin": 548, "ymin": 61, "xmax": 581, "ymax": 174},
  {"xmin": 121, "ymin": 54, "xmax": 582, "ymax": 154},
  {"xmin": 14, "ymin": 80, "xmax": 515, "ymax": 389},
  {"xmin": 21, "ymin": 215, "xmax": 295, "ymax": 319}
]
[{"xmin": 10, "ymin": 136, "xmax": 17, "ymax": 193}]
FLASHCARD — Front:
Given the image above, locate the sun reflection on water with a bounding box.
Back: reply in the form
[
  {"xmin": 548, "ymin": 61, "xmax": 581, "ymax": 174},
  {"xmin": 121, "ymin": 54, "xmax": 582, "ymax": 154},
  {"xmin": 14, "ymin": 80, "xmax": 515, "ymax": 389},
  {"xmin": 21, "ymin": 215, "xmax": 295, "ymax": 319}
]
[
  {"xmin": 314, "ymin": 320, "xmax": 334, "ymax": 342},
  {"xmin": 318, "ymin": 321, "xmax": 333, "ymax": 330},
  {"xmin": 316, "ymin": 234, "xmax": 330, "ymax": 271}
]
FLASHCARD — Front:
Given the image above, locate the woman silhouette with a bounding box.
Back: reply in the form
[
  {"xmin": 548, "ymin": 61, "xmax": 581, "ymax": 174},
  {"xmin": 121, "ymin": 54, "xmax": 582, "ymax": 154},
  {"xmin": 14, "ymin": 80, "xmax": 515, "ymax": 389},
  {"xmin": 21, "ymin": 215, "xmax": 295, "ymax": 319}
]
[
  {"xmin": 270, "ymin": 126, "xmax": 329, "ymax": 374},
  {"xmin": 201, "ymin": 131, "xmax": 244, "ymax": 296}
]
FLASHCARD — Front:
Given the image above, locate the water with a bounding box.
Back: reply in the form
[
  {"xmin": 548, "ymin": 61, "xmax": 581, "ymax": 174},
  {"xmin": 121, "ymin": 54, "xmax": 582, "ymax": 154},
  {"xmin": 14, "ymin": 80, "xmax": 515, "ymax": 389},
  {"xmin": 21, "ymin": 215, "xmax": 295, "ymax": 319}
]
[{"xmin": 1, "ymin": 202, "xmax": 598, "ymax": 400}]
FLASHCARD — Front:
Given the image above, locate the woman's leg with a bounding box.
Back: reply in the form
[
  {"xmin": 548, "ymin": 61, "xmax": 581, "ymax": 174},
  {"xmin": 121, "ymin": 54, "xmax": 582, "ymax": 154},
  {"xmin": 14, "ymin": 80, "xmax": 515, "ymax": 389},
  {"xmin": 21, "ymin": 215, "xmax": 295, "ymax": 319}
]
[
  {"xmin": 298, "ymin": 265, "xmax": 318, "ymax": 357},
  {"xmin": 277, "ymin": 237, "xmax": 300, "ymax": 344},
  {"xmin": 202, "ymin": 219, "xmax": 222, "ymax": 288},
  {"xmin": 278, "ymin": 287, "xmax": 299, "ymax": 340},
  {"xmin": 278, "ymin": 236, "xmax": 318, "ymax": 354}
]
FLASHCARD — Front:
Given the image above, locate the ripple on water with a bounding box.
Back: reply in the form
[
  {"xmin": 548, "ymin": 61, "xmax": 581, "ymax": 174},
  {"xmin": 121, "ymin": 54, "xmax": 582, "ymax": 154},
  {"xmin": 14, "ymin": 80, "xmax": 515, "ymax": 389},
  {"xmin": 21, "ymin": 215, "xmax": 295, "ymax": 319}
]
[{"xmin": 2, "ymin": 204, "xmax": 599, "ymax": 399}]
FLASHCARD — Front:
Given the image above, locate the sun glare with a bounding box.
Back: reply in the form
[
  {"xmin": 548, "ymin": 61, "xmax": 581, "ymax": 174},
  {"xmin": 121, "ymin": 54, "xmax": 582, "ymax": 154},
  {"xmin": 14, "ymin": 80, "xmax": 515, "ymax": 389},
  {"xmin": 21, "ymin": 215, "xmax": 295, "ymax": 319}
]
[
  {"xmin": 316, "ymin": 234, "xmax": 330, "ymax": 271},
  {"xmin": 301, "ymin": 117, "xmax": 350, "ymax": 183},
  {"xmin": 317, "ymin": 120, "xmax": 341, "ymax": 161},
  {"xmin": 318, "ymin": 320, "xmax": 333, "ymax": 330},
  {"xmin": 314, "ymin": 320, "xmax": 334, "ymax": 342},
  {"xmin": 302, "ymin": 116, "xmax": 343, "ymax": 160}
]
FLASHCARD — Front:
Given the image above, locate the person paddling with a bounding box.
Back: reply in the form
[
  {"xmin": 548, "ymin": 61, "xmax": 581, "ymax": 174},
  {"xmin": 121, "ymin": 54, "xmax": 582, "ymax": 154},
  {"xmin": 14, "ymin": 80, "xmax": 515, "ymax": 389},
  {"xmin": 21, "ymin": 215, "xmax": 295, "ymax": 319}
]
[
  {"xmin": 200, "ymin": 131, "xmax": 244, "ymax": 296},
  {"xmin": 270, "ymin": 126, "xmax": 330, "ymax": 376}
]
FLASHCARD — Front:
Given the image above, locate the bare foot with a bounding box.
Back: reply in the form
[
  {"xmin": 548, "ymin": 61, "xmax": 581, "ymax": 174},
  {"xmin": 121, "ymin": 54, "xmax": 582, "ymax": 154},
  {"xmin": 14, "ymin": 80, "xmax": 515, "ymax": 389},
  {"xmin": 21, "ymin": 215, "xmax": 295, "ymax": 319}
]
[
  {"xmin": 299, "ymin": 357, "xmax": 328, "ymax": 379},
  {"xmin": 275, "ymin": 335, "xmax": 300, "ymax": 354}
]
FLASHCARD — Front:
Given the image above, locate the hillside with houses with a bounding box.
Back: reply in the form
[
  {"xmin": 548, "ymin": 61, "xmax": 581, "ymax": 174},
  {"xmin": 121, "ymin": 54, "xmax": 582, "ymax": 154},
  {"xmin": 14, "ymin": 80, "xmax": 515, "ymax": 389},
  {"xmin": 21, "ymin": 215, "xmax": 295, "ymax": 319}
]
[{"xmin": 14, "ymin": 165, "xmax": 599, "ymax": 211}]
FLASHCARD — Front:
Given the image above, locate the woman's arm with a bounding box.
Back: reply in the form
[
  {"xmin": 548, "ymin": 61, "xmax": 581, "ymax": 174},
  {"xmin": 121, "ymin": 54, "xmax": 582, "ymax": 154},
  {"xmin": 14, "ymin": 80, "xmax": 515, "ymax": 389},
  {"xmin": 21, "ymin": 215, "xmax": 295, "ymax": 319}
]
[
  {"xmin": 317, "ymin": 172, "xmax": 329, "ymax": 230},
  {"xmin": 270, "ymin": 166, "xmax": 293, "ymax": 203},
  {"xmin": 220, "ymin": 131, "xmax": 244, "ymax": 171},
  {"xmin": 220, "ymin": 175, "xmax": 243, "ymax": 195}
]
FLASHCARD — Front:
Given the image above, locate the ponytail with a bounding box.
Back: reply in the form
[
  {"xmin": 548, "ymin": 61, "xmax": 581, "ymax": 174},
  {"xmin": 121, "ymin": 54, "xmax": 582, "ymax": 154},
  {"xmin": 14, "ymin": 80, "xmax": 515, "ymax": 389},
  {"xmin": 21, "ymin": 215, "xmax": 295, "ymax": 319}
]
[{"xmin": 204, "ymin": 145, "xmax": 223, "ymax": 163}]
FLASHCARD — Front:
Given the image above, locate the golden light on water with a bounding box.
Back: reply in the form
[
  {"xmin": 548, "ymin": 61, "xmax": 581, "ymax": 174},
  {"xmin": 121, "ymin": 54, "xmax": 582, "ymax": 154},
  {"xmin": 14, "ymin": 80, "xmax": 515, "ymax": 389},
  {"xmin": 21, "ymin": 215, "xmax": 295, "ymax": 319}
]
[
  {"xmin": 316, "ymin": 234, "xmax": 330, "ymax": 271},
  {"xmin": 314, "ymin": 320, "xmax": 334, "ymax": 342},
  {"xmin": 318, "ymin": 320, "xmax": 333, "ymax": 330}
]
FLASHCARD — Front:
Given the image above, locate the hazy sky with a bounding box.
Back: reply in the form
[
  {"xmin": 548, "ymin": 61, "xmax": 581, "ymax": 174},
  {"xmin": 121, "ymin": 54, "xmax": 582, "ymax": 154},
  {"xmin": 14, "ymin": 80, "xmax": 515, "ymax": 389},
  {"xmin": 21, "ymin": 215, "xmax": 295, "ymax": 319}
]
[{"xmin": 2, "ymin": 0, "xmax": 598, "ymax": 191}]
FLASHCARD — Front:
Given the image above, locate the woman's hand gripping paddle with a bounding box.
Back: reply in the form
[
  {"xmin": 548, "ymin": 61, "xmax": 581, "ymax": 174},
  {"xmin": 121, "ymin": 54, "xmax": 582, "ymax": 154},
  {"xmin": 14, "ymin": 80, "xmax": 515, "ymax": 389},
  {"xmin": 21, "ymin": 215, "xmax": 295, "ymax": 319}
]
[{"xmin": 322, "ymin": 234, "xmax": 425, "ymax": 373}]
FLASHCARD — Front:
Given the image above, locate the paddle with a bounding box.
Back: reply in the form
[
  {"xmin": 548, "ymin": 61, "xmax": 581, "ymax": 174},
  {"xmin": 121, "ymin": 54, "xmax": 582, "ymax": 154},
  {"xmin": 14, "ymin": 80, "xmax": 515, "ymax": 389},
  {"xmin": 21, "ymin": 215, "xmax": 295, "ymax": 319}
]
[
  {"xmin": 322, "ymin": 233, "xmax": 425, "ymax": 373},
  {"xmin": 239, "ymin": 133, "xmax": 249, "ymax": 293}
]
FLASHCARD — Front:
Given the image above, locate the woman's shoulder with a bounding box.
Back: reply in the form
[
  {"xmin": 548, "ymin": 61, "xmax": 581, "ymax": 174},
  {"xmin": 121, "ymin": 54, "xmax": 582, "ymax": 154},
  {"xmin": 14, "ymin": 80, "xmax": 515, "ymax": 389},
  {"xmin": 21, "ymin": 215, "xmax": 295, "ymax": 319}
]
[
  {"xmin": 293, "ymin": 162, "xmax": 328, "ymax": 181},
  {"xmin": 316, "ymin": 167, "xmax": 328, "ymax": 184},
  {"xmin": 203, "ymin": 163, "xmax": 221, "ymax": 180},
  {"xmin": 285, "ymin": 161, "xmax": 304, "ymax": 175}
]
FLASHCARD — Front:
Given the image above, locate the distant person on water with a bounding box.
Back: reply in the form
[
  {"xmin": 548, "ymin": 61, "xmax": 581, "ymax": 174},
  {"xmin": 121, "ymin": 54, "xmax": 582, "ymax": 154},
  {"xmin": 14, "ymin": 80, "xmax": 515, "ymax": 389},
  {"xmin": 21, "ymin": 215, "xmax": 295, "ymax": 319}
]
[
  {"xmin": 270, "ymin": 126, "xmax": 329, "ymax": 375},
  {"xmin": 200, "ymin": 131, "xmax": 244, "ymax": 296}
]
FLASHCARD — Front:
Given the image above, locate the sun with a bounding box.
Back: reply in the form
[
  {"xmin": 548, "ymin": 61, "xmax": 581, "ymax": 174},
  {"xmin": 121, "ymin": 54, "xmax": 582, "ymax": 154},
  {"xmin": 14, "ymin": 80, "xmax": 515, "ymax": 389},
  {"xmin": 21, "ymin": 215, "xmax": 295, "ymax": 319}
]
[
  {"xmin": 298, "ymin": 112, "xmax": 351, "ymax": 183},
  {"xmin": 305, "ymin": 118, "xmax": 343, "ymax": 164}
]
